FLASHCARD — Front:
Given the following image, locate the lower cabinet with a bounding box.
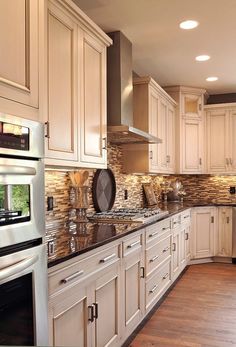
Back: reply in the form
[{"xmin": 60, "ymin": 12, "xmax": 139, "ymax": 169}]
[
  {"xmin": 216, "ymin": 207, "xmax": 232, "ymax": 257},
  {"xmin": 191, "ymin": 207, "xmax": 217, "ymax": 259}
]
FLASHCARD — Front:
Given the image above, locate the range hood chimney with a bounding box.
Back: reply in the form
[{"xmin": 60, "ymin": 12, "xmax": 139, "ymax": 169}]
[{"xmin": 107, "ymin": 31, "xmax": 161, "ymax": 145}]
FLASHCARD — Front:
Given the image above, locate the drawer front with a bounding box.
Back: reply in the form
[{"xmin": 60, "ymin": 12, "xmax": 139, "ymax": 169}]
[
  {"xmin": 123, "ymin": 233, "xmax": 142, "ymax": 257},
  {"xmin": 146, "ymin": 259, "xmax": 171, "ymax": 309},
  {"xmin": 146, "ymin": 235, "xmax": 171, "ymax": 276},
  {"xmin": 146, "ymin": 218, "xmax": 171, "ymax": 246},
  {"xmin": 181, "ymin": 209, "xmax": 191, "ymax": 224},
  {"xmin": 49, "ymin": 244, "xmax": 120, "ymax": 295},
  {"xmin": 171, "ymin": 213, "xmax": 181, "ymax": 229}
]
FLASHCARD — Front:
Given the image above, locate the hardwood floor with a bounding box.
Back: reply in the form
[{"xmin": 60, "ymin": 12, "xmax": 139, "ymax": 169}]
[{"xmin": 129, "ymin": 263, "xmax": 236, "ymax": 347}]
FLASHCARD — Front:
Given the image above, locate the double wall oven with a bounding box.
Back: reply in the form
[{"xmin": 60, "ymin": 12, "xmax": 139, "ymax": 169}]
[{"xmin": 0, "ymin": 114, "xmax": 48, "ymax": 346}]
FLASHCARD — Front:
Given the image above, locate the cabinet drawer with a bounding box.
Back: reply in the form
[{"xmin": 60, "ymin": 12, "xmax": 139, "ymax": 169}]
[
  {"xmin": 146, "ymin": 259, "xmax": 171, "ymax": 309},
  {"xmin": 181, "ymin": 209, "xmax": 191, "ymax": 224},
  {"xmin": 49, "ymin": 244, "xmax": 120, "ymax": 295},
  {"xmin": 123, "ymin": 233, "xmax": 142, "ymax": 257},
  {"xmin": 171, "ymin": 213, "xmax": 181, "ymax": 229},
  {"xmin": 145, "ymin": 218, "xmax": 171, "ymax": 246},
  {"xmin": 146, "ymin": 235, "xmax": 171, "ymax": 277}
]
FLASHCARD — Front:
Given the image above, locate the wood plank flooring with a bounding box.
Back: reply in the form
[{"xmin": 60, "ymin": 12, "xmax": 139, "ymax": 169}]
[{"xmin": 129, "ymin": 263, "xmax": 236, "ymax": 347}]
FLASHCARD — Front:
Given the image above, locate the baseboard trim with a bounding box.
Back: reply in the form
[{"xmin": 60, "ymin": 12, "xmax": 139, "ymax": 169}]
[
  {"xmin": 121, "ymin": 266, "xmax": 189, "ymax": 347},
  {"xmin": 189, "ymin": 258, "xmax": 214, "ymax": 265}
]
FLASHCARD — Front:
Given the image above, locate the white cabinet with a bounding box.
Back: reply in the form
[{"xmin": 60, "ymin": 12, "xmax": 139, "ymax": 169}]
[
  {"xmin": 191, "ymin": 207, "xmax": 217, "ymax": 259},
  {"xmin": 123, "ymin": 76, "xmax": 176, "ymax": 174},
  {"xmin": 205, "ymin": 103, "xmax": 236, "ymax": 174},
  {"xmin": 216, "ymin": 207, "xmax": 232, "ymax": 257},
  {"xmin": 165, "ymin": 86, "xmax": 206, "ymax": 174},
  {"xmin": 0, "ymin": 0, "xmax": 43, "ymax": 120},
  {"xmin": 172, "ymin": 230, "xmax": 180, "ymax": 280},
  {"xmin": 44, "ymin": 0, "xmax": 111, "ymax": 168}
]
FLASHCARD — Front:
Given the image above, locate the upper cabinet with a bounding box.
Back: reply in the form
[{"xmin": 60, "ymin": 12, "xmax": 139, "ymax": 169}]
[
  {"xmin": 0, "ymin": 0, "xmax": 42, "ymax": 120},
  {"xmin": 123, "ymin": 77, "xmax": 176, "ymax": 174},
  {"xmin": 165, "ymin": 86, "xmax": 206, "ymax": 174},
  {"xmin": 44, "ymin": 0, "xmax": 111, "ymax": 168},
  {"xmin": 205, "ymin": 103, "xmax": 236, "ymax": 174}
]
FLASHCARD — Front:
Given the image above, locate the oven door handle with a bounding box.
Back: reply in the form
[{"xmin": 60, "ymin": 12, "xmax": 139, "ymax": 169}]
[
  {"xmin": 0, "ymin": 255, "xmax": 39, "ymax": 282},
  {"xmin": 0, "ymin": 165, "xmax": 36, "ymax": 176}
]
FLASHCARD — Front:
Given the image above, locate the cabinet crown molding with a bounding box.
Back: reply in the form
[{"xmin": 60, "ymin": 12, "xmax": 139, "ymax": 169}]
[
  {"xmin": 164, "ymin": 85, "xmax": 207, "ymax": 96},
  {"xmin": 204, "ymin": 102, "xmax": 236, "ymax": 110}
]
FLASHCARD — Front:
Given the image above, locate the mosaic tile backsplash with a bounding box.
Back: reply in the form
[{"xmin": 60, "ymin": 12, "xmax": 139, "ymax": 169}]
[{"xmin": 45, "ymin": 145, "xmax": 236, "ymax": 238}]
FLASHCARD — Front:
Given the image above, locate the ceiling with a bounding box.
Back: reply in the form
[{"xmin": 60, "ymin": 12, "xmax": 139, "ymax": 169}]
[{"xmin": 73, "ymin": 0, "xmax": 236, "ymax": 94}]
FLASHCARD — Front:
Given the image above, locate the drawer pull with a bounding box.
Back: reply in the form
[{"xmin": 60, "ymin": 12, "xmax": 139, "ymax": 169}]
[
  {"xmin": 127, "ymin": 240, "xmax": 140, "ymax": 249},
  {"xmin": 140, "ymin": 266, "xmax": 145, "ymax": 278},
  {"xmin": 150, "ymin": 255, "xmax": 159, "ymax": 263},
  {"xmin": 100, "ymin": 253, "xmax": 117, "ymax": 263},
  {"xmin": 162, "ymin": 246, "xmax": 170, "ymax": 253},
  {"xmin": 61, "ymin": 270, "xmax": 84, "ymax": 284},
  {"xmin": 149, "ymin": 284, "xmax": 159, "ymax": 294},
  {"xmin": 163, "ymin": 273, "xmax": 169, "ymax": 280},
  {"xmin": 93, "ymin": 302, "xmax": 98, "ymax": 319},
  {"xmin": 183, "ymin": 215, "xmax": 189, "ymax": 219},
  {"xmin": 162, "ymin": 227, "xmax": 168, "ymax": 231},
  {"xmin": 148, "ymin": 231, "xmax": 159, "ymax": 238},
  {"xmin": 185, "ymin": 232, "xmax": 189, "ymax": 241},
  {"xmin": 88, "ymin": 305, "xmax": 94, "ymax": 322}
]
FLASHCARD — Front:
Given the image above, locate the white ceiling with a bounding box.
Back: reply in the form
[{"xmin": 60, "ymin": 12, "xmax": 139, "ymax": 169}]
[{"xmin": 73, "ymin": 0, "xmax": 236, "ymax": 94}]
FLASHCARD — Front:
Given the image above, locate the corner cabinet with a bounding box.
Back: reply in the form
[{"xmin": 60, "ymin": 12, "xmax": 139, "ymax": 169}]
[
  {"xmin": 44, "ymin": 0, "xmax": 112, "ymax": 168},
  {"xmin": 165, "ymin": 86, "xmax": 206, "ymax": 174},
  {"xmin": 123, "ymin": 76, "xmax": 176, "ymax": 174},
  {"xmin": 216, "ymin": 207, "xmax": 232, "ymax": 257},
  {"xmin": 0, "ymin": 0, "xmax": 43, "ymax": 120},
  {"xmin": 205, "ymin": 103, "xmax": 236, "ymax": 174}
]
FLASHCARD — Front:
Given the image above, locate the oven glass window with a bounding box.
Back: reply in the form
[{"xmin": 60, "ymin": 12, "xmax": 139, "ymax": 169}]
[
  {"xmin": 0, "ymin": 185, "xmax": 30, "ymax": 225},
  {"xmin": 0, "ymin": 273, "xmax": 34, "ymax": 346}
]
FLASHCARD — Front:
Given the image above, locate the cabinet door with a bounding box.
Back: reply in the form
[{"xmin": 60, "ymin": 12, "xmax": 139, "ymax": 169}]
[
  {"xmin": 94, "ymin": 264, "xmax": 120, "ymax": 347},
  {"xmin": 167, "ymin": 103, "xmax": 175, "ymax": 173},
  {"xmin": 217, "ymin": 207, "xmax": 232, "ymax": 257},
  {"xmin": 229, "ymin": 109, "xmax": 236, "ymax": 173},
  {"xmin": 191, "ymin": 208, "xmax": 216, "ymax": 259},
  {"xmin": 46, "ymin": 1, "xmax": 78, "ymax": 161},
  {"xmin": 0, "ymin": 0, "xmax": 38, "ymax": 108},
  {"xmin": 122, "ymin": 250, "xmax": 144, "ymax": 340},
  {"xmin": 49, "ymin": 282, "xmax": 92, "ymax": 347},
  {"xmin": 206, "ymin": 110, "xmax": 229, "ymax": 173},
  {"xmin": 179, "ymin": 227, "xmax": 186, "ymax": 269},
  {"xmin": 172, "ymin": 231, "xmax": 180, "ymax": 280},
  {"xmin": 185, "ymin": 224, "xmax": 191, "ymax": 263},
  {"xmin": 182, "ymin": 93, "xmax": 202, "ymax": 117},
  {"xmin": 158, "ymin": 98, "xmax": 168, "ymax": 171},
  {"xmin": 182, "ymin": 118, "xmax": 203, "ymax": 173},
  {"xmin": 148, "ymin": 87, "xmax": 159, "ymax": 172},
  {"xmin": 80, "ymin": 32, "xmax": 107, "ymax": 168}
]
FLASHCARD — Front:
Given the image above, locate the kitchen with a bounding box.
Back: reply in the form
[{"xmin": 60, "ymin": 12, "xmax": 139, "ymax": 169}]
[{"xmin": 1, "ymin": 0, "xmax": 236, "ymax": 346}]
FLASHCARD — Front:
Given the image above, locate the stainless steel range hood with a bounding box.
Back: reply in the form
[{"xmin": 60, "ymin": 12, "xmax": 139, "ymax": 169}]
[{"xmin": 107, "ymin": 31, "xmax": 161, "ymax": 145}]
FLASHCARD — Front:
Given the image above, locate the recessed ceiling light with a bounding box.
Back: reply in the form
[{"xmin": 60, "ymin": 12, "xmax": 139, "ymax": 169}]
[
  {"xmin": 206, "ymin": 76, "xmax": 218, "ymax": 82},
  {"xmin": 179, "ymin": 20, "xmax": 199, "ymax": 30},
  {"xmin": 195, "ymin": 55, "xmax": 210, "ymax": 62}
]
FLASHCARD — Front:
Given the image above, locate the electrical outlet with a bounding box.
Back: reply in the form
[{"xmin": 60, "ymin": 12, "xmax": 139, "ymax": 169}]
[
  {"xmin": 229, "ymin": 186, "xmax": 236, "ymax": 194},
  {"xmin": 47, "ymin": 196, "xmax": 54, "ymax": 211},
  {"xmin": 124, "ymin": 189, "xmax": 128, "ymax": 200}
]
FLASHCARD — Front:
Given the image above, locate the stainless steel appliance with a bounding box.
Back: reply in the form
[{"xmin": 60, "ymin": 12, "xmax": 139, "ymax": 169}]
[
  {"xmin": 90, "ymin": 207, "xmax": 169, "ymax": 224},
  {"xmin": 0, "ymin": 114, "xmax": 48, "ymax": 346},
  {"xmin": 232, "ymin": 207, "xmax": 236, "ymax": 263}
]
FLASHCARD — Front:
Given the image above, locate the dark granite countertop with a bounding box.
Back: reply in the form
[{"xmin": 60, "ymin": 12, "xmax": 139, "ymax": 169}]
[{"xmin": 48, "ymin": 200, "xmax": 236, "ymax": 268}]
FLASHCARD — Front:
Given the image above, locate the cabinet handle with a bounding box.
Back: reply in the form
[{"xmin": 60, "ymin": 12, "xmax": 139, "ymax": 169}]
[
  {"xmin": 140, "ymin": 266, "xmax": 145, "ymax": 278},
  {"xmin": 183, "ymin": 215, "xmax": 189, "ymax": 219},
  {"xmin": 166, "ymin": 155, "xmax": 170, "ymax": 164},
  {"xmin": 199, "ymin": 158, "xmax": 202, "ymax": 165},
  {"xmin": 127, "ymin": 240, "xmax": 140, "ymax": 249},
  {"xmin": 61, "ymin": 270, "xmax": 84, "ymax": 284},
  {"xmin": 162, "ymin": 227, "xmax": 168, "ymax": 231},
  {"xmin": 149, "ymin": 284, "xmax": 158, "ymax": 294},
  {"xmin": 226, "ymin": 158, "xmax": 230, "ymax": 165},
  {"xmin": 227, "ymin": 216, "xmax": 230, "ymax": 224},
  {"xmin": 185, "ymin": 232, "xmax": 189, "ymax": 241},
  {"xmin": 149, "ymin": 151, "xmax": 153, "ymax": 160},
  {"xmin": 162, "ymin": 273, "xmax": 169, "ymax": 280},
  {"xmin": 162, "ymin": 246, "xmax": 170, "ymax": 253},
  {"xmin": 148, "ymin": 231, "xmax": 159, "ymax": 238},
  {"xmin": 149, "ymin": 255, "xmax": 159, "ymax": 263},
  {"xmin": 88, "ymin": 305, "xmax": 94, "ymax": 322},
  {"xmin": 211, "ymin": 216, "xmax": 214, "ymax": 223},
  {"xmin": 102, "ymin": 137, "xmax": 107, "ymax": 150},
  {"xmin": 100, "ymin": 253, "xmax": 117, "ymax": 263},
  {"xmin": 172, "ymin": 243, "xmax": 176, "ymax": 252},
  {"xmin": 93, "ymin": 302, "xmax": 98, "ymax": 319},
  {"xmin": 45, "ymin": 121, "xmax": 50, "ymax": 138}
]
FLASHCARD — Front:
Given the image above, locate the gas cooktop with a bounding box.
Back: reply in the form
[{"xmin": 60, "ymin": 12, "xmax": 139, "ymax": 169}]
[{"xmin": 89, "ymin": 207, "xmax": 169, "ymax": 224}]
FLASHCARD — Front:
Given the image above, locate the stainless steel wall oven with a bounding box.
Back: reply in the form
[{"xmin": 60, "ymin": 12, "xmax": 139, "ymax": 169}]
[{"xmin": 0, "ymin": 114, "xmax": 48, "ymax": 346}]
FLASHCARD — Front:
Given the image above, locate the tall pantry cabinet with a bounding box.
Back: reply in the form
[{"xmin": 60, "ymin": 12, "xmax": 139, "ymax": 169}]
[{"xmin": 165, "ymin": 86, "xmax": 206, "ymax": 174}]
